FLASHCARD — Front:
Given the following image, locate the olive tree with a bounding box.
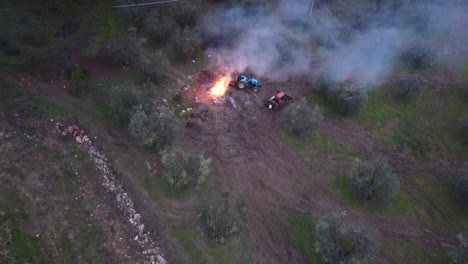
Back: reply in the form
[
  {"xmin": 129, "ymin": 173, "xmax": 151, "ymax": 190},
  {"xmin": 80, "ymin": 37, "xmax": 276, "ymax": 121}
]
[
  {"xmin": 143, "ymin": 10, "xmax": 177, "ymax": 44},
  {"xmin": 128, "ymin": 107, "xmax": 177, "ymax": 151},
  {"xmin": 394, "ymin": 74, "xmax": 425, "ymax": 102},
  {"xmin": 161, "ymin": 146, "xmax": 211, "ymax": 190},
  {"xmin": 450, "ymin": 164, "xmax": 468, "ymax": 210},
  {"xmin": 199, "ymin": 196, "xmax": 245, "ymax": 243},
  {"xmin": 315, "ymin": 211, "xmax": 379, "ymax": 264},
  {"xmin": 100, "ymin": 29, "xmax": 143, "ymax": 65},
  {"xmin": 331, "ymin": 83, "xmax": 368, "ymax": 116},
  {"xmin": 136, "ymin": 52, "xmax": 168, "ymax": 83},
  {"xmin": 170, "ymin": 27, "xmax": 203, "ymax": 62},
  {"xmin": 108, "ymin": 81, "xmax": 143, "ymax": 126},
  {"xmin": 401, "ymin": 42, "xmax": 435, "ymax": 70},
  {"xmin": 349, "ymin": 159, "xmax": 400, "ymax": 206},
  {"xmin": 170, "ymin": 0, "xmax": 201, "ymax": 27},
  {"xmin": 284, "ymin": 98, "xmax": 323, "ymax": 138}
]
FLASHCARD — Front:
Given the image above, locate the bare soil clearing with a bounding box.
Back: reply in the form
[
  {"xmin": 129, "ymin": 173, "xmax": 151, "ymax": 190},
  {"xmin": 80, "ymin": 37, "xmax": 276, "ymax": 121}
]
[{"xmin": 185, "ymin": 79, "xmax": 462, "ymax": 263}]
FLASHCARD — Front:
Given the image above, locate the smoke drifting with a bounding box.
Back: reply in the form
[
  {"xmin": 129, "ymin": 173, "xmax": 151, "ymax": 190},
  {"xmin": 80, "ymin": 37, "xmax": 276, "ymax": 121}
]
[{"xmin": 202, "ymin": 0, "xmax": 468, "ymax": 85}]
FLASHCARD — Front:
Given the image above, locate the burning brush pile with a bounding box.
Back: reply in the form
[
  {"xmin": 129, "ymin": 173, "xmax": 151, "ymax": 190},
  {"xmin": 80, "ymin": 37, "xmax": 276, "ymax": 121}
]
[{"xmin": 197, "ymin": 69, "xmax": 233, "ymax": 103}]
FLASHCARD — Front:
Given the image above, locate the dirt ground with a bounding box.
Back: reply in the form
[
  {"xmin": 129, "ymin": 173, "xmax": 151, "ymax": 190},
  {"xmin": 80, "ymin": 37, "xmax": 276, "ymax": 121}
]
[{"xmin": 184, "ymin": 78, "xmax": 461, "ymax": 264}]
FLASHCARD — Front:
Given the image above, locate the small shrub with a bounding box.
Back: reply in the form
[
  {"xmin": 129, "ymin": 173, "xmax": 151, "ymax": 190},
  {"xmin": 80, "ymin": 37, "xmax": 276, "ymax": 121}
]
[
  {"xmin": 143, "ymin": 10, "xmax": 177, "ymax": 44},
  {"xmin": 401, "ymin": 43, "xmax": 435, "ymax": 70},
  {"xmin": 393, "ymin": 74, "xmax": 425, "ymax": 102},
  {"xmin": 161, "ymin": 146, "xmax": 211, "ymax": 189},
  {"xmin": 170, "ymin": 0, "xmax": 201, "ymax": 27},
  {"xmin": 136, "ymin": 51, "xmax": 168, "ymax": 83},
  {"xmin": 315, "ymin": 211, "xmax": 379, "ymax": 264},
  {"xmin": 199, "ymin": 196, "xmax": 245, "ymax": 242},
  {"xmin": 450, "ymin": 164, "xmax": 468, "ymax": 210},
  {"xmin": 108, "ymin": 81, "xmax": 143, "ymax": 125},
  {"xmin": 66, "ymin": 65, "xmax": 89, "ymax": 96},
  {"xmin": 284, "ymin": 98, "xmax": 323, "ymax": 138},
  {"xmin": 349, "ymin": 159, "xmax": 400, "ymax": 206},
  {"xmin": 314, "ymin": 75, "xmax": 368, "ymax": 116},
  {"xmin": 128, "ymin": 107, "xmax": 177, "ymax": 150},
  {"xmin": 449, "ymin": 232, "xmax": 468, "ymax": 264},
  {"xmin": 100, "ymin": 29, "xmax": 143, "ymax": 65},
  {"xmin": 330, "ymin": 82, "xmax": 368, "ymax": 116},
  {"xmin": 460, "ymin": 115, "xmax": 468, "ymax": 143},
  {"xmin": 170, "ymin": 27, "xmax": 203, "ymax": 63}
]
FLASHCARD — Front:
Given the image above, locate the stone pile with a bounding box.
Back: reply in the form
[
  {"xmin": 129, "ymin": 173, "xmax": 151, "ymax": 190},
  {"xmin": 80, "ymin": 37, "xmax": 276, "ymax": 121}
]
[{"xmin": 55, "ymin": 122, "xmax": 167, "ymax": 264}]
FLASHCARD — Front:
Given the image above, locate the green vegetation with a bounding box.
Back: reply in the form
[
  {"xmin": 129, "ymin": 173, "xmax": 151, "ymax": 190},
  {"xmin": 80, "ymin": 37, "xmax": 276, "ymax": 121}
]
[
  {"xmin": 129, "ymin": 107, "xmax": 177, "ymax": 151},
  {"xmin": 198, "ymin": 196, "xmax": 245, "ymax": 243},
  {"xmin": 393, "ymin": 73, "xmax": 426, "ymax": 102},
  {"xmin": 285, "ymin": 210, "xmax": 321, "ymax": 264},
  {"xmin": 161, "ymin": 146, "xmax": 211, "ymax": 190},
  {"xmin": 284, "ymin": 98, "xmax": 323, "ymax": 138},
  {"xmin": 315, "ymin": 211, "xmax": 379, "ymax": 264},
  {"xmin": 348, "ymin": 159, "xmax": 400, "ymax": 206},
  {"xmin": 313, "ymin": 75, "xmax": 368, "ymax": 116}
]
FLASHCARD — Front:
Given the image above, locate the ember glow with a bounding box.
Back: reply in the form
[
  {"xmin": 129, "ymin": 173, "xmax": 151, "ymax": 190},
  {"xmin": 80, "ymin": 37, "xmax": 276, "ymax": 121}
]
[{"xmin": 210, "ymin": 76, "xmax": 229, "ymax": 97}]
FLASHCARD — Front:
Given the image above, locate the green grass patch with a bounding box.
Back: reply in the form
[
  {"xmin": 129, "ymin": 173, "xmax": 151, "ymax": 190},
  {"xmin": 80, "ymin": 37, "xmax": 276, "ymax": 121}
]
[
  {"xmin": 333, "ymin": 176, "xmax": 423, "ymax": 218},
  {"xmin": 385, "ymin": 238, "xmax": 450, "ymax": 264},
  {"xmin": 171, "ymin": 226, "xmax": 209, "ymax": 264},
  {"xmin": 282, "ymin": 130, "xmax": 360, "ymax": 159},
  {"xmin": 285, "ymin": 209, "xmax": 321, "ymax": 264},
  {"xmin": 29, "ymin": 97, "xmax": 77, "ymax": 119},
  {"xmin": 413, "ymin": 175, "xmax": 468, "ymax": 226},
  {"xmin": 356, "ymin": 86, "xmax": 411, "ymax": 129},
  {"xmin": 0, "ymin": 185, "xmax": 43, "ymax": 263},
  {"xmin": 170, "ymin": 223, "xmax": 251, "ymax": 264}
]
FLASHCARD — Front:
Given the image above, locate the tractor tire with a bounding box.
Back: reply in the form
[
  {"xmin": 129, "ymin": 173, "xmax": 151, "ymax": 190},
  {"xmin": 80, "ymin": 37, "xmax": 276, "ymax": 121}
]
[
  {"xmin": 236, "ymin": 81, "xmax": 246, "ymax": 89},
  {"xmin": 252, "ymin": 87, "xmax": 259, "ymax": 93}
]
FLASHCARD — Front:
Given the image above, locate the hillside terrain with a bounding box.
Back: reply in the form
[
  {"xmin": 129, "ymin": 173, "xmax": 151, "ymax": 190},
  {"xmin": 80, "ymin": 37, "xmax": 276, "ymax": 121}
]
[{"xmin": 1, "ymin": 0, "xmax": 467, "ymax": 264}]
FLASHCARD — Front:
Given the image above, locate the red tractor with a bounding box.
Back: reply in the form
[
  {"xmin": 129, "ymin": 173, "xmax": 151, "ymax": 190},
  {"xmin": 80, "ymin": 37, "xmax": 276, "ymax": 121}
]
[{"xmin": 265, "ymin": 90, "xmax": 293, "ymax": 110}]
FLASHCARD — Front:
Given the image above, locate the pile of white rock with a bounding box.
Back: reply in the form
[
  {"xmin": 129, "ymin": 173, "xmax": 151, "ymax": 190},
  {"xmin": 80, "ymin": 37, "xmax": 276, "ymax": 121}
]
[{"xmin": 55, "ymin": 122, "xmax": 167, "ymax": 264}]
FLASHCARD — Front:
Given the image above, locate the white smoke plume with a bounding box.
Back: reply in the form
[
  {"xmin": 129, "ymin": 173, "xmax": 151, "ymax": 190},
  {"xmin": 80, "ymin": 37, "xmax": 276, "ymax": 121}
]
[{"xmin": 202, "ymin": 0, "xmax": 468, "ymax": 85}]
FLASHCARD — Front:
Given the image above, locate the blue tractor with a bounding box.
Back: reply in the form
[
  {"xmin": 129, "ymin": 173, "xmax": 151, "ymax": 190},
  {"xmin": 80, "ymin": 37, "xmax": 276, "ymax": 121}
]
[{"xmin": 229, "ymin": 74, "xmax": 262, "ymax": 93}]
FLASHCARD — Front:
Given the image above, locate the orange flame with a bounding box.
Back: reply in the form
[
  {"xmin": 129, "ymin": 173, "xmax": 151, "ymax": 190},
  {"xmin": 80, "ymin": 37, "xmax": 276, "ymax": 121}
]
[{"xmin": 210, "ymin": 76, "xmax": 229, "ymax": 97}]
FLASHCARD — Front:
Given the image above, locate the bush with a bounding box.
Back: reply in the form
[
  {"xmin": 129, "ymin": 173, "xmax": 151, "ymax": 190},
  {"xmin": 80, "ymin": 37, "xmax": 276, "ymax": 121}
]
[
  {"xmin": 128, "ymin": 107, "xmax": 177, "ymax": 150},
  {"xmin": 66, "ymin": 65, "xmax": 89, "ymax": 96},
  {"xmin": 161, "ymin": 146, "xmax": 211, "ymax": 189},
  {"xmin": 170, "ymin": 27, "xmax": 203, "ymax": 63},
  {"xmin": 460, "ymin": 115, "xmax": 468, "ymax": 143},
  {"xmin": 108, "ymin": 81, "xmax": 143, "ymax": 125},
  {"xmin": 100, "ymin": 29, "xmax": 143, "ymax": 65},
  {"xmin": 315, "ymin": 211, "xmax": 379, "ymax": 264},
  {"xmin": 401, "ymin": 43, "xmax": 435, "ymax": 70},
  {"xmin": 315, "ymin": 75, "xmax": 368, "ymax": 116},
  {"xmin": 450, "ymin": 164, "xmax": 468, "ymax": 210},
  {"xmin": 199, "ymin": 196, "xmax": 245, "ymax": 242},
  {"xmin": 349, "ymin": 159, "xmax": 400, "ymax": 206},
  {"xmin": 449, "ymin": 232, "xmax": 468, "ymax": 264},
  {"xmin": 284, "ymin": 98, "xmax": 323, "ymax": 138},
  {"xmin": 330, "ymin": 82, "xmax": 368, "ymax": 116},
  {"xmin": 136, "ymin": 51, "xmax": 168, "ymax": 83},
  {"xmin": 393, "ymin": 74, "xmax": 425, "ymax": 102},
  {"xmin": 143, "ymin": 10, "xmax": 177, "ymax": 44},
  {"xmin": 170, "ymin": 0, "xmax": 201, "ymax": 27}
]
